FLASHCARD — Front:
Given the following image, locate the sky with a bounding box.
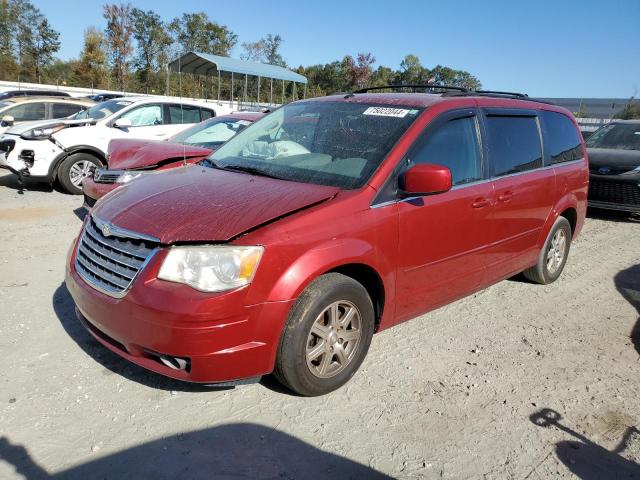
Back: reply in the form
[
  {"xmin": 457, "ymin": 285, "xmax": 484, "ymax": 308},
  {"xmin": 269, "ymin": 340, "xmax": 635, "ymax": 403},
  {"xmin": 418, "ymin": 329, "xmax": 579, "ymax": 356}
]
[{"xmin": 32, "ymin": 0, "xmax": 640, "ymax": 99}]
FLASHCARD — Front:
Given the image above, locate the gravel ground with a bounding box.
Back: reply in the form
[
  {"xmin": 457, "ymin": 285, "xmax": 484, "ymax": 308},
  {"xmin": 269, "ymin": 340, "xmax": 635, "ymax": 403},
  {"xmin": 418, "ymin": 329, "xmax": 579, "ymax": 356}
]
[{"xmin": 0, "ymin": 171, "xmax": 639, "ymax": 480}]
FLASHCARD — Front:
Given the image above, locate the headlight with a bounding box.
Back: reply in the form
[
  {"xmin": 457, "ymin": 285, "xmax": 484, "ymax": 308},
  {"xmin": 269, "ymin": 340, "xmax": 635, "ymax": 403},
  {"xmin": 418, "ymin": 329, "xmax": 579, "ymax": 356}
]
[
  {"xmin": 158, "ymin": 245, "xmax": 264, "ymax": 292},
  {"xmin": 620, "ymin": 166, "xmax": 640, "ymax": 175},
  {"xmin": 20, "ymin": 124, "xmax": 66, "ymax": 140},
  {"xmin": 116, "ymin": 171, "xmax": 147, "ymax": 184}
]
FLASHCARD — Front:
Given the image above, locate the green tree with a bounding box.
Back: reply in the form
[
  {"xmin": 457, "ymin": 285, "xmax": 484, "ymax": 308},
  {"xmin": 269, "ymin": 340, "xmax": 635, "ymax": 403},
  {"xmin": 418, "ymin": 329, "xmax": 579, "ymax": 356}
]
[
  {"xmin": 103, "ymin": 2, "xmax": 134, "ymax": 91},
  {"xmin": 0, "ymin": 0, "xmax": 19, "ymax": 79},
  {"xmin": 131, "ymin": 8, "xmax": 172, "ymax": 89},
  {"xmin": 398, "ymin": 54, "xmax": 428, "ymax": 84},
  {"xmin": 73, "ymin": 26, "xmax": 108, "ymax": 88},
  {"xmin": 616, "ymin": 97, "xmax": 640, "ymax": 119},
  {"xmin": 241, "ymin": 33, "xmax": 286, "ymax": 67},
  {"xmin": 24, "ymin": 17, "xmax": 60, "ymax": 82},
  {"xmin": 169, "ymin": 12, "xmax": 236, "ymax": 56}
]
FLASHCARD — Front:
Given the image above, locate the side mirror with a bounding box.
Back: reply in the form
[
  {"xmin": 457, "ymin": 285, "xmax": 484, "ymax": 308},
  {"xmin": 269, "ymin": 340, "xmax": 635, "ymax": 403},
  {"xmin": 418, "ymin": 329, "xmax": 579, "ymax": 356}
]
[
  {"xmin": 399, "ymin": 163, "xmax": 452, "ymax": 197},
  {"xmin": 1, "ymin": 115, "xmax": 14, "ymax": 126},
  {"xmin": 113, "ymin": 118, "xmax": 132, "ymax": 129}
]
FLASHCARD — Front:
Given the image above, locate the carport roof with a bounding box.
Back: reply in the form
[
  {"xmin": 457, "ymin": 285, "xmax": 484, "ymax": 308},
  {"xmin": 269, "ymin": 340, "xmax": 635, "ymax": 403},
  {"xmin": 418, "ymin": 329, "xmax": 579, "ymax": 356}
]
[{"xmin": 168, "ymin": 52, "xmax": 307, "ymax": 84}]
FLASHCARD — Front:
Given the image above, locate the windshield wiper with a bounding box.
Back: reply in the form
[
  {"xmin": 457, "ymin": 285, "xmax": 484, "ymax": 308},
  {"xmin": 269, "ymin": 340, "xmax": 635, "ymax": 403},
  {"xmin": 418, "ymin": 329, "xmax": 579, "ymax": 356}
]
[{"xmin": 206, "ymin": 161, "xmax": 285, "ymax": 180}]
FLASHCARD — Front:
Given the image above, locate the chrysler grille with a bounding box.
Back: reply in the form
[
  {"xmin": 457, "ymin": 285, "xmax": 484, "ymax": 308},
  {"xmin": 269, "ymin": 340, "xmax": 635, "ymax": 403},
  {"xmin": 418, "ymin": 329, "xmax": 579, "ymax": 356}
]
[{"xmin": 75, "ymin": 217, "xmax": 157, "ymax": 296}]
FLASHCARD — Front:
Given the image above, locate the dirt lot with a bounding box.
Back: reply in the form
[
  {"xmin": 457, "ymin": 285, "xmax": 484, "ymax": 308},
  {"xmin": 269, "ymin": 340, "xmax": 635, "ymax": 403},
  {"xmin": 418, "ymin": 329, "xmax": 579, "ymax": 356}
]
[{"xmin": 0, "ymin": 170, "xmax": 639, "ymax": 479}]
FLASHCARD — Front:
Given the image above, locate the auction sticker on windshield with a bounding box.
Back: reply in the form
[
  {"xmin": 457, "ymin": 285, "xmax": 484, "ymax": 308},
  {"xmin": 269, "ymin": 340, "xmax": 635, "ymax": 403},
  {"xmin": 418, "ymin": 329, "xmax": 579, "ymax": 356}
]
[{"xmin": 363, "ymin": 107, "xmax": 411, "ymax": 118}]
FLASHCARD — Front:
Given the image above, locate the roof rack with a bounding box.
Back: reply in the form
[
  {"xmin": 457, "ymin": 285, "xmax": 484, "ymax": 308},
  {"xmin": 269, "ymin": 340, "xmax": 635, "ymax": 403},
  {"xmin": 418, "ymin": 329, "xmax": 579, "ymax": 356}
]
[
  {"xmin": 354, "ymin": 84, "xmax": 469, "ymax": 94},
  {"xmin": 475, "ymin": 90, "xmax": 528, "ymax": 98}
]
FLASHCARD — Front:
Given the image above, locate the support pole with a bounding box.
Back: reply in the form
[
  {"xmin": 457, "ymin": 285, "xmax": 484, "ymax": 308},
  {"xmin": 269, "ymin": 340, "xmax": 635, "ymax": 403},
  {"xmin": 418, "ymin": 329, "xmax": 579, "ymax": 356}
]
[
  {"xmin": 257, "ymin": 76, "xmax": 261, "ymax": 106},
  {"xmin": 303, "ymin": 83, "xmax": 307, "ymax": 99},
  {"xmin": 244, "ymin": 74, "xmax": 248, "ymax": 107},
  {"xmin": 270, "ymin": 78, "xmax": 273, "ymax": 105},
  {"xmin": 282, "ymin": 80, "xmax": 285, "ymax": 104},
  {"xmin": 217, "ymin": 70, "xmax": 221, "ymax": 103},
  {"xmin": 231, "ymin": 72, "xmax": 234, "ymax": 109}
]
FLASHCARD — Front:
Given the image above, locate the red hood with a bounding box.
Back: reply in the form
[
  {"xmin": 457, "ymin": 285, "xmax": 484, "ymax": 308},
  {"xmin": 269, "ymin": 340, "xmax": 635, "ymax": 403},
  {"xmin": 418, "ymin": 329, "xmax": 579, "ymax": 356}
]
[
  {"xmin": 92, "ymin": 165, "xmax": 339, "ymax": 243},
  {"xmin": 108, "ymin": 139, "xmax": 212, "ymax": 170}
]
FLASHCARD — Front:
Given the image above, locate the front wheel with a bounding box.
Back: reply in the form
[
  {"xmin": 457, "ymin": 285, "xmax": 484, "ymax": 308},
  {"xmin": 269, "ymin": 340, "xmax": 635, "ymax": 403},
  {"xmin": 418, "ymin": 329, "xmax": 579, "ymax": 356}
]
[
  {"xmin": 57, "ymin": 153, "xmax": 102, "ymax": 195},
  {"xmin": 523, "ymin": 216, "xmax": 572, "ymax": 284},
  {"xmin": 274, "ymin": 273, "xmax": 375, "ymax": 396}
]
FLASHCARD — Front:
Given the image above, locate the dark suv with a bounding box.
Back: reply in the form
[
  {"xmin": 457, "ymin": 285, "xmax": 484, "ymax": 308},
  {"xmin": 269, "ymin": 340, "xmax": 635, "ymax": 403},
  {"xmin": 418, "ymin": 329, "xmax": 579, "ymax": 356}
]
[{"xmin": 586, "ymin": 120, "xmax": 640, "ymax": 213}]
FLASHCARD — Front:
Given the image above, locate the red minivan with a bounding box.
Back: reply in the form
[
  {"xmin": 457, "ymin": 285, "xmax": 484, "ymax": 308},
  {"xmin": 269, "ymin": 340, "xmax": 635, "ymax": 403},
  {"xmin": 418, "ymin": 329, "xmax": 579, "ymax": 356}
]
[{"xmin": 65, "ymin": 87, "xmax": 588, "ymax": 396}]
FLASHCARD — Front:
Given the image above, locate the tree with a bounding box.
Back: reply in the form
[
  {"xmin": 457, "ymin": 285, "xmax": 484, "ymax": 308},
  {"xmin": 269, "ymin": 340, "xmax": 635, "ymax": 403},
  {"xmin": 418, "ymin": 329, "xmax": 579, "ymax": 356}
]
[
  {"xmin": 616, "ymin": 97, "xmax": 640, "ymax": 120},
  {"xmin": 398, "ymin": 54, "xmax": 428, "ymax": 85},
  {"xmin": 131, "ymin": 8, "xmax": 172, "ymax": 87},
  {"xmin": 241, "ymin": 34, "xmax": 286, "ymax": 66},
  {"xmin": 430, "ymin": 65, "xmax": 481, "ymax": 90},
  {"xmin": 169, "ymin": 12, "xmax": 236, "ymax": 56},
  {"xmin": 345, "ymin": 52, "xmax": 375, "ymax": 90},
  {"xmin": 103, "ymin": 2, "xmax": 134, "ymax": 91},
  {"xmin": 23, "ymin": 17, "xmax": 60, "ymax": 82},
  {"xmin": 0, "ymin": 0, "xmax": 19, "ymax": 79},
  {"xmin": 73, "ymin": 26, "xmax": 108, "ymax": 88}
]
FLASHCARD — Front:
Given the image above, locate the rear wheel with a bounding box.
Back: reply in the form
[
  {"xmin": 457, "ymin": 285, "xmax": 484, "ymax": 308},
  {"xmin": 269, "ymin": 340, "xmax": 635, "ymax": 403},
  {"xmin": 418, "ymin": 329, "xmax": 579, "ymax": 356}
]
[
  {"xmin": 523, "ymin": 216, "xmax": 572, "ymax": 284},
  {"xmin": 274, "ymin": 273, "xmax": 375, "ymax": 396},
  {"xmin": 58, "ymin": 153, "xmax": 102, "ymax": 195}
]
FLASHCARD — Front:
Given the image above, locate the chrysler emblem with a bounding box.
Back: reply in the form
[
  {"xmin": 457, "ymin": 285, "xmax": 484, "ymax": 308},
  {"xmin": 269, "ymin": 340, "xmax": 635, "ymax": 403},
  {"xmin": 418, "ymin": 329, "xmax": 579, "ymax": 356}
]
[
  {"xmin": 101, "ymin": 223, "xmax": 112, "ymax": 237},
  {"xmin": 598, "ymin": 167, "xmax": 611, "ymax": 175}
]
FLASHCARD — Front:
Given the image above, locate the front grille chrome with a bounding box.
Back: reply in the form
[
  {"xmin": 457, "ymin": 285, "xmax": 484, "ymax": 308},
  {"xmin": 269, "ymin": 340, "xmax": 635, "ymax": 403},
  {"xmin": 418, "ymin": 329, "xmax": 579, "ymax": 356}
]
[
  {"xmin": 588, "ymin": 179, "xmax": 640, "ymax": 206},
  {"xmin": 74, "ymin": 216, "xmax": 159, "ymax": 297}
]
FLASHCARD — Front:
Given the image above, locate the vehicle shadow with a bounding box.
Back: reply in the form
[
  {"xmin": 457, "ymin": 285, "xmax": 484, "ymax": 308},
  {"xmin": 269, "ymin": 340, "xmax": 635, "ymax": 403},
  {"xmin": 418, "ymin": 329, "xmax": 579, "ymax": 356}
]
[
  {"xmin": 614, "ymin": 264, "xmax": 640, "ymax": 356},
  {"xmin": 52, "ymin": 283, "xmax": 234, "ymax": 393},
  {"xmin": 587, "ymin": 207, "xmax": 639, "ymax": 224},
  {"xmin": 0, "ymin": 172, "xmax": 56, "ymax": 194},
  {"xmin": 0, "ymin": 423, "xmax": 392, "ymax": 479},
  {"xmin": 530, "ymin": 408, "xmax": 640, "ymax": 478}
]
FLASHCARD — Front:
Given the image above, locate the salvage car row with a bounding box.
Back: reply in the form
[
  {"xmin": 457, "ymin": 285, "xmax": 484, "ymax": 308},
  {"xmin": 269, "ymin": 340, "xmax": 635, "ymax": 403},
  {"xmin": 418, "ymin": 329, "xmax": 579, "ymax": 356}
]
[{"xmin": 1, "ymin": 85, "xmax": 638, "ymax": 396}]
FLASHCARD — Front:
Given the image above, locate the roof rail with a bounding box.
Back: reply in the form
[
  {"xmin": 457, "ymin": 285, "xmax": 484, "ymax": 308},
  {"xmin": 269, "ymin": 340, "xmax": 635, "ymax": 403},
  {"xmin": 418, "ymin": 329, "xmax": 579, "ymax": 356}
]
[
  {"xmin": 354, "ymin": 84, "xmax": 469, "ymax": 94},
  {"xmin": 475, "ymin": 89, "xmax": 528, "ymax": 98}
]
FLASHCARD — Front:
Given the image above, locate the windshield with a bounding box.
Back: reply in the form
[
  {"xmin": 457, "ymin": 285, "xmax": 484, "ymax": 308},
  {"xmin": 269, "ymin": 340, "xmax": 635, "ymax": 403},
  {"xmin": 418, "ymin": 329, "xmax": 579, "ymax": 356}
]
[
  {"xmin": 586, "ymin": 123, "xmax": 640, "ymax": 150},
  {"xmin": 74, "ymin": 99, "xmax": 132, "ymax": 121},
  {"xmin": 206, "ymin": 101, "xmax": 423, "ymax": 189},
  {"xmin": 170, "ymin": 117, "xmax": 253, "ymax": 148}
]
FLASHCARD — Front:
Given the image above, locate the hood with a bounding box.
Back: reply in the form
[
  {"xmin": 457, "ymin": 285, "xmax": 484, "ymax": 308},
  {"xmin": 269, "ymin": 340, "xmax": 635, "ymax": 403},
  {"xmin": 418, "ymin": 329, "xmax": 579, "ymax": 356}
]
[
  {"xmin": 5, "ymin": 117, "xmax": 94, "ymax": 135},
  {"xmin": 92, "ymin": 165, "xmax": 339, "ymax": 243},
  {"xmin": 108, "ymin": 138, "xmax": 212, "ymax": 170},
  {"xmin": 587, "ymin": 147, "xmax": 640, "ymax": 171}
]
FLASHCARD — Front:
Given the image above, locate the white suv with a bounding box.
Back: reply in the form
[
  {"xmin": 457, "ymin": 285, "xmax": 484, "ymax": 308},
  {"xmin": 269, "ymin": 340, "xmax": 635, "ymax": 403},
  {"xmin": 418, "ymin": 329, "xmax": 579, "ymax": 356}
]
[{"xmin": 0, "ymin": 97, "xmax": 227, "ymax": 194}]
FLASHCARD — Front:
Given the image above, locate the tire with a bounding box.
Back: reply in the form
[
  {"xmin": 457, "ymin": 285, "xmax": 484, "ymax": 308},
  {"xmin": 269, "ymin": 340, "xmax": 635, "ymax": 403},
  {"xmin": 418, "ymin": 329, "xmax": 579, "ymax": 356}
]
[
  {"xmin": 523, "ymin": 216, "xmax": 572, "ymax": 284},
  {"xmin": 274, "ymin": 273, "xmax": 375, "ymax": 396},
  {"xmin": 57, "ymin": 153, "xmax": 102, "ymax": 195}
]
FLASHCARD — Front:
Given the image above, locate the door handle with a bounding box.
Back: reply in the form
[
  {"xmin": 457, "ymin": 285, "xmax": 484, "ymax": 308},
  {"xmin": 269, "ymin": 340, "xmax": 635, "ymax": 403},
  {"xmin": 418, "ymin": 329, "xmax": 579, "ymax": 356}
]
[
  {"xmin": 472, "ymin": 197, "xmax": 491, "ymax": 208},
  {"xmin": 497, "ymin": 191, "xmax": 513, "ymax": 203}
]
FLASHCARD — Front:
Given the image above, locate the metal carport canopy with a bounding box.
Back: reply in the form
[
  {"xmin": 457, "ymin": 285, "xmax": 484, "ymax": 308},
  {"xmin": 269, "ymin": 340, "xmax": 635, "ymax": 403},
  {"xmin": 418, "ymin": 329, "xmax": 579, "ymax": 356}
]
[{"xmin": 168, "ymin": 51, "xmax": 307, "ymax": 84}]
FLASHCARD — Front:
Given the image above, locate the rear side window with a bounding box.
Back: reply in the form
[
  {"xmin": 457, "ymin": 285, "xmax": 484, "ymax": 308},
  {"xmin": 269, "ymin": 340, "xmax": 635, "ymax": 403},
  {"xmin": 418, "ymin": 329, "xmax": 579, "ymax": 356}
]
[
  {"xmin": 486, "ymin": 115, "xmax": 542, "ymax": 177},
  {"xmin": 201, "ymin": 108, "xmax": 215, "ymax": 120},
  {"xmin": 409, "ymin": 116, "xmax": 483, "ymax": 185},
  {"xmin": 7, "ymin": 102, "xmax": 46, "ymax": 121},
  {"xmin": 169, "ymin": 105, "xmax": 202, "ymax": 124},
  {"xmin": 51, "ymin": 103, "xmax": 85, "ymax": 119},
  {"xmin": 541, "ymin": 111, "xmax": 582, "ymax": 163}
]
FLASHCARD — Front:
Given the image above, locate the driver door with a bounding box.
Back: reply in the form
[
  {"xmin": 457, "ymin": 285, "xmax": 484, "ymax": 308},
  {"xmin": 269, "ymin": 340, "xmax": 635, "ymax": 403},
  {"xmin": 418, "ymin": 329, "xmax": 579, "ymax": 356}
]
[{"xmin": 394, "ymin": 109, "xmax": 494, "ymax": 322}]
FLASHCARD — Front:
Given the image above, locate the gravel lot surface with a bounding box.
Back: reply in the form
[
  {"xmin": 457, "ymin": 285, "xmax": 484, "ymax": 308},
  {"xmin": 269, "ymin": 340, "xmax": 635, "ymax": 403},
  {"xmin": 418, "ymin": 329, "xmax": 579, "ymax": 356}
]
[{"xmin": 1, "ymin": 171, "xmax": 639, "ymax": 479}]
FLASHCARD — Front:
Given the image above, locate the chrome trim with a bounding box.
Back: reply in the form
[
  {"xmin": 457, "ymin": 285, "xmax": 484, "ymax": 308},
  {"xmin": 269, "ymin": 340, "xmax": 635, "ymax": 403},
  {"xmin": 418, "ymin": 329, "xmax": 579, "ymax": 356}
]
[
  {"xmin": 92, "ymin": 216, "xmax": 160, "ymax": 243},
  {"xmin": 369, "ymin": 158, "xmax": 585, "ymax": 209},
  {"xmin": 75, "ymin": 215, "xmax": 160, "ymax": 298}
]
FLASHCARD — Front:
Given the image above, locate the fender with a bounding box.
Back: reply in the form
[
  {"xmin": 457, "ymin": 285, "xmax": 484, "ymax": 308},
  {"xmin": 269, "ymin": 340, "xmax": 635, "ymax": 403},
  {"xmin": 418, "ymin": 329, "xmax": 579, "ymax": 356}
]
[
  {"xmin": 46, "ymin": 144, "xmax": 106, "ymax": 179},
  {"xmin": 537, "ymin": 190, "xmax": 579, "ymax": 248}
]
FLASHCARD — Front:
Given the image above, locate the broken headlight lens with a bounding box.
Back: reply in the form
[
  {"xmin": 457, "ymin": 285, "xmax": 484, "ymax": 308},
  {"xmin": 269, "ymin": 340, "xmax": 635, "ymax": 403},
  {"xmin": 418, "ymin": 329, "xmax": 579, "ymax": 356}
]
[
  {"xmin": 20, "ymin": 124, "xmax": 66, "ymax": 140},
  {"xmin": 158, "ymin": 245, "xmax": 264, "ymax": 292},
  {"xmin": 116, "ymin": 171, "xmax": 148, "ymax": 184}
]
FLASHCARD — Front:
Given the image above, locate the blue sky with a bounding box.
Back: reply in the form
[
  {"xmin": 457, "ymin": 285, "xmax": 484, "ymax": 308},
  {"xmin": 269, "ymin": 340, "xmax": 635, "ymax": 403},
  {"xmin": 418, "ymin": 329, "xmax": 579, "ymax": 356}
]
[{"xmin": 33, "ymin": 0, "xmax": 640, "ymax": 98}]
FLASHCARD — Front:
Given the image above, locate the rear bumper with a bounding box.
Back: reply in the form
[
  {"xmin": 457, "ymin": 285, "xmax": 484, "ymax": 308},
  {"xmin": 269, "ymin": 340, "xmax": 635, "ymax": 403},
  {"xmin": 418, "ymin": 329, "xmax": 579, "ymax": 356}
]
[
  {"xmin": 65, "ymin": 247, "xmax": 294, "ymax": 384},
  {"xmin": 83, "ymin": 176, "xmax": 118, "ymax": 206}
]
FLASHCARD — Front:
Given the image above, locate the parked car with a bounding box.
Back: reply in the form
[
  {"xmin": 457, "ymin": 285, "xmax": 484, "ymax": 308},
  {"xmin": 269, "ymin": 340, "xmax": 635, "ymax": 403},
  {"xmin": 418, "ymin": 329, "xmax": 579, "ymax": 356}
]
[
  {"xmin": 586, "ymin": 120, "xmax": 640, "ymax": 213},
  {"xmin": 0, "ymin": 96, "xmax": 94, "ymax": 134},
  {"xmin": 65, "ymin": 87, "xmax": 588, "ymax": 396},
  {"xmin": 0, "ymin": 97, "xmax": 219, "ymax": 194},
  {"xmin": 83, "ymin": 111, "xmax": 263, "ymax": 207},
  {"xmin": 85, "ymin": 93, "xmax": 127, "ymax": 103},
  {"xmin": 0, "ymin": 89, "xmax": 71, "ymax": 100}
]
